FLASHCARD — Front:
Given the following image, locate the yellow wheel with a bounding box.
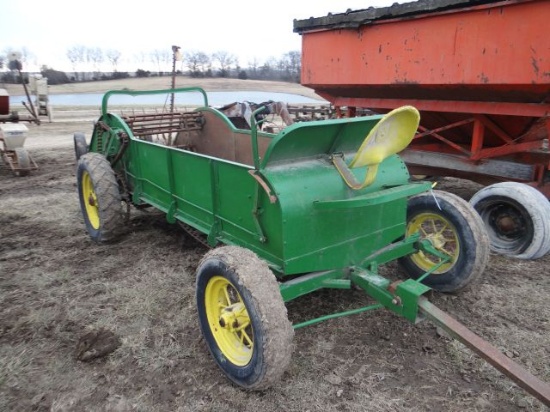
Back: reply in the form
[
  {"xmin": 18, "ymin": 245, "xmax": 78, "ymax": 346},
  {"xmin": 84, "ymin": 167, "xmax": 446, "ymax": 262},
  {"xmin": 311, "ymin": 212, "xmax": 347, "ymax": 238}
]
[
  {"xmin": 399, "ymin": 191, "xmax": 489, "ymax": 292},
  {"xmin": 204, "ymin": 276, "xmax": 254, "ymax": 366},
  {"xmin": 76, "ymin": 153, "xmax": 124, "ymax": 243},
  {"xmin": 81, "ymin": 170, "xmax": 100, "ymax": 230},
  {"xmin": 406, "ymin": 212, "xmax": 459, "ymax": 273},
  {"xmin": 196, "ymin": 246, "xmax": 294, "ymax": 389}
]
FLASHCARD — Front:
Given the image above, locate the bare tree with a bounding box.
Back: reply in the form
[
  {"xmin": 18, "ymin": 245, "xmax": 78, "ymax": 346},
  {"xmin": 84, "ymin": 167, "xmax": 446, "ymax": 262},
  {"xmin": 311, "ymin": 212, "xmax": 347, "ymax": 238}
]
[
  {"xmin": 150, "ymin": 49, "xmax": 171, "ymax": 74},
  {"xmin": 278, "ymin": 51, "xmax": 301, "ymax": 82},
  {"xmin": 184, "ymin": 51, "xmax": 211, "ymax": 77},
  {"xmin": 66, "ymin": 45, "xmax": 86, "ymax": 80},
  {"xmin": 19, "ymin": 47, "xmax": 34, "ymax": 68},
  {"xmin": 106, "ymin": 49, "xmax": 122, "ymax": 72},
  {"xmin": 248, "ymin": 56, "xmax": 261, "ymax": 79},
  {"xmin": 259, "ymin": 57, "xmax": 277, "ymax": 80},
  {"xmin": 134, "ymin": 51, "xmax": 148, "ymax": 66},
  {"xmin": 212, "ymin": 51, "xmax": 236, "ymax": 78},
  {"xmin": 86, "ymin": 47, "xmax": 103, "ymax": 77}
]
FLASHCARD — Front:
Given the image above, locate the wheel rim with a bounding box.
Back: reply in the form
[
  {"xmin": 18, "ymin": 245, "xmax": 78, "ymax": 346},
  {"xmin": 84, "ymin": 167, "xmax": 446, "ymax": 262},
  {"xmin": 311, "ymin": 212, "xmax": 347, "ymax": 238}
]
[
  {"xmin": 407, "ymin": 212, "xmax": 459, "ymax": 273},
  {"xmin": 205, "ymin": 276, "xmax": 254, "ymax": 366},
  {"xmin": 82, "ymin": 171, "xmax": 100, "ymax": 229},
  {"xmin": 477, "ymin": 200, "xmax": 532, "ymax": 254}
]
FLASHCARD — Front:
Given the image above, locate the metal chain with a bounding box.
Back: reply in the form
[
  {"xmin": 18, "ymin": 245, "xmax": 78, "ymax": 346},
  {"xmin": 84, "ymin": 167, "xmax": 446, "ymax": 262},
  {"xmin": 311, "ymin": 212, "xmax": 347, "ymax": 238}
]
[{"xmin": 177, "ymin": 221, "xmax": 211, "ymax": 248}]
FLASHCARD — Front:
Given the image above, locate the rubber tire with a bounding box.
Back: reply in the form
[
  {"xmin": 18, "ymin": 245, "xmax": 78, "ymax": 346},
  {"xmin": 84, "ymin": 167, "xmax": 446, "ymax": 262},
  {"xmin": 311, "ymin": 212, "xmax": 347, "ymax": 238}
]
[
  {"xmin": 74, "ymin": 133, "xmax": 88, "ymax": 161},
  {"xmin": 76, "ymin": 153, "xmax": 124, "ymax": 243},
  {"xmin": 469, "ymin": 182, "xmax": 550, "ymax": 259},
  {"xmin": 398, "ymin": 190, "xmax": 490, "ymax": 292},
  {"xmin": 14, "ymin": 147, "xmax": 30, "ymax": 177},
  {"xmin": 196, "ymin": 246, "xmax": 294, "ymax": 390}
]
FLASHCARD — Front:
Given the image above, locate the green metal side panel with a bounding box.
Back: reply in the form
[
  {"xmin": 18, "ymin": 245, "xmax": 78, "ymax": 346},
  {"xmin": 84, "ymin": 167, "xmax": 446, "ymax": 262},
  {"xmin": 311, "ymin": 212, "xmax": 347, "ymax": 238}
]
[
  {"xmin": 132, "ymin": 142, "xmax": 174, "ymax": 211},
  {"xmin": 214, "ymin": 162, "xmax": 284, "ymax": 268},
  {"xmin": 124, "ymin": 139, "xmax": 285, "ymax": 270},
  {"xmin": 171, "ymin": 152, "xmax": 215, "ymax": 231}
]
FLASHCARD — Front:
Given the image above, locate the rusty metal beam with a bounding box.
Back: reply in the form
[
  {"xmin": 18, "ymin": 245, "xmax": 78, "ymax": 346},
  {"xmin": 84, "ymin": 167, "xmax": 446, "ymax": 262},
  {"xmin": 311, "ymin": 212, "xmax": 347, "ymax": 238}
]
[
  {"xmin": 325, "ymin": 96, "xmax": 550, "ymax": 118},
  {"xmin": 418, "ymin": 297, "xmax": 550, "ymax": 406},
  {"xmin": 472, "ymin": 139, "xmax": 549, "ymax": 160},
  {"xmin": 417, "ymin": 124, "xmax": 472, "ymax": 156}
]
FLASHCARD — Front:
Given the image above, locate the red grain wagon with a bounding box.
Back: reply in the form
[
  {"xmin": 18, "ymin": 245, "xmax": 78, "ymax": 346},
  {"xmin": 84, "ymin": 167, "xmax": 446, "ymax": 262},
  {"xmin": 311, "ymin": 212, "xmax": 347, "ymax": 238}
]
[{"xmin": 294, "ymin": 0, "xmax": 550, "ymax": 259}]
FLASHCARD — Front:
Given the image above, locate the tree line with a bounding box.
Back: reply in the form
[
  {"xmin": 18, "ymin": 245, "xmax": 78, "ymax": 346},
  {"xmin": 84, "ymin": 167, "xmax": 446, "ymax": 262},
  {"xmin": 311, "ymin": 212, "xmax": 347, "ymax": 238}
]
[{"xmin": 0, "ymin": 46, "xmax": 301, "ymax": 85}]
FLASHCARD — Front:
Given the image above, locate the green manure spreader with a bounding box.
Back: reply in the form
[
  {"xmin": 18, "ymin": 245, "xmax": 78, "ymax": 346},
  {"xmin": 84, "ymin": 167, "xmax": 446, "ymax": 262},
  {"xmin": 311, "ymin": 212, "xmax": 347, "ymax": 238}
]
[{"xmin": 74, "ymin": 87, "xmax": 550, "ymax": 404}]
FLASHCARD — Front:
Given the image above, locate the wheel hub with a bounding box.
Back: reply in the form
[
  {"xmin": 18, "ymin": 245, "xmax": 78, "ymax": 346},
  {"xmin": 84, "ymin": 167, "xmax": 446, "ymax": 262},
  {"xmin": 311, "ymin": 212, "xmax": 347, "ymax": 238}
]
[
  {"xmin": 494, "ymin": 212, "xmax": 521, "ymax": 236},
  {"xmin": 218, "ymin": 302, "xmax": 249, "ymax": 333},
  {"xmin": 428, "ymin": 233, "xmax": 446, "ymax": 249}
]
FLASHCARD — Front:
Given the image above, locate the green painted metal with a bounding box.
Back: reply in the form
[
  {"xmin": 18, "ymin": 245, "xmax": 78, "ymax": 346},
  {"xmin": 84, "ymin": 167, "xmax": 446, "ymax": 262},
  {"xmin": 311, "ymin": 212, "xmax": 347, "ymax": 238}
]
[
  {"xmin": 293, "ymin": 303, "xmax": 384, "ymax": 330},
  {"xmin": 100, "ymin": 87, "xmax": 208, "ymax": 115},
  {"xmin": 351, "ymin": 270, "xmax": 431, "ymax": 322}
]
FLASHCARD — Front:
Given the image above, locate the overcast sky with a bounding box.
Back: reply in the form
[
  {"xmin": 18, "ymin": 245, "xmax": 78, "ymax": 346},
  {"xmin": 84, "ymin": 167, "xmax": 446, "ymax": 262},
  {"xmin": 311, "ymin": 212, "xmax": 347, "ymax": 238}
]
[{"xmin": 1, "ymin": 0, "xmax": 399, "ymax": 71}]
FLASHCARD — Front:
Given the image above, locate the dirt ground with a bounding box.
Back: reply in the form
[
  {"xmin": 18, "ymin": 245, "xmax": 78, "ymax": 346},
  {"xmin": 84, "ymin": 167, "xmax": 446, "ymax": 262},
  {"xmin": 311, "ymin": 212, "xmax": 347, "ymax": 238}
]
[{"xmin": 1, "ymin": 86, "xmax": 549, "ymax": 411}]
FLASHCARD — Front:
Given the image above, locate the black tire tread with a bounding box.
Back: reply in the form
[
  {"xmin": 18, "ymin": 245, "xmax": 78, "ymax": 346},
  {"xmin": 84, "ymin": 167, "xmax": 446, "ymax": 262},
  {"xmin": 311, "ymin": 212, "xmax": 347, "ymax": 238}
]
[
  {"xmin": 197, "ymin": 246, "xmax": 294, "ymax": 390},
  {"xmin": 77, "ymin": 153, "xmax": 123, "ymax": 242},
  {"xmin": 399, "ymin": 190, "xmax": 490, "ymax": 292},
  {"xmin": 74, "ymin": 132, "xmax": 88, "ymax": 161}
]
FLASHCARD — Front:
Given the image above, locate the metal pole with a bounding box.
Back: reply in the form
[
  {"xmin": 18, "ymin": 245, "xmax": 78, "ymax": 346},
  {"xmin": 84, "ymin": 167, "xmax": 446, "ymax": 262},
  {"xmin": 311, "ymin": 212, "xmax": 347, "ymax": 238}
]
[
  {"xmin": 418, "ymin": 297, "xmax": 550, "ymax": 406},
  {"xmin": 170, "ymin": 45, "xmax": 180, "ymax": 113}
]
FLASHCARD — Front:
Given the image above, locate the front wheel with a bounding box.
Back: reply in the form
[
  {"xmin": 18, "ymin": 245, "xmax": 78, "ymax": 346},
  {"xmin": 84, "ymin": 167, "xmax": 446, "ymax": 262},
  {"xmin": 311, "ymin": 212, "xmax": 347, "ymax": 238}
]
[
  {"xmin": 196, "ymin": 246, "xmax": 294, "ymax": 390},
  {"xmin": 398, "ymin": 190, "xmax": 490, "ymax": 292},
  {"xmin": 76, "ymin": 153, "xmax": 124, "ymax": 242},
  {"xmin": 469, "ymin": 182, "xmax": 550, "ymax": 259}
]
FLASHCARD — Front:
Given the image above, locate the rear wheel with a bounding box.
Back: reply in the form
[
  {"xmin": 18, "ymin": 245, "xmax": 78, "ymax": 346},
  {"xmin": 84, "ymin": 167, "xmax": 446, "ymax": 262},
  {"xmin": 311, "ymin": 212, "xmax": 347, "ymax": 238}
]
[
  {"xmin": 469, "ymin": 182, "xmax": 550, "ymax": 259},
  {"xmin": 399, "ymin": 190, "xmax": 489, "ymax": 292},
  {"xmin": 74, "ymin": 132, "xmax": 88, "ymax": 161},
  {"xmin": 76, "ymin": 153, "xmax": 124, "ymax": 242},
  {"xmin": 196, "ymin": 246, "xmax": 294, "ymax": 390}
]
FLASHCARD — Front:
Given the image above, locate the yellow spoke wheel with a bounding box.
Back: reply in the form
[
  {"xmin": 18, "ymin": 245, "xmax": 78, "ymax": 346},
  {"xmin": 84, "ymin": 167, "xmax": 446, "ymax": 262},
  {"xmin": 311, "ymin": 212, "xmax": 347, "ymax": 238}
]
[
  {"xmin": 82, "ymin": 171, "xmax": 100, "ymax": 230},
  {"xmin": 407, "ymin": 212, "xmax": 459, "ymax": 273},
  {"xmin": 398, "ymin": 191, "xmax": 489, "ymax": 292},
  {"xmin": 196, "ymin": 246, "xmax": 294, "ymax": 390},
  {"xmin": 76, "ymin": 153, "xmax": 124, "ymax": 243},
  {"xmin": 205, "ymin": 276, "xmax": 254, "ymax": 366}
]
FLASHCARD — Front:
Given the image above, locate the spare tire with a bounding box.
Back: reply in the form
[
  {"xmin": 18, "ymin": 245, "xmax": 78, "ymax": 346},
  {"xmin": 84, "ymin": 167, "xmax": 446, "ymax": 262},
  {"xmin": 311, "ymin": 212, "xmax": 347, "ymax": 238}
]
[{"xmin": 469, "ymin": 182, "xmax": 550, "ymax": 259}]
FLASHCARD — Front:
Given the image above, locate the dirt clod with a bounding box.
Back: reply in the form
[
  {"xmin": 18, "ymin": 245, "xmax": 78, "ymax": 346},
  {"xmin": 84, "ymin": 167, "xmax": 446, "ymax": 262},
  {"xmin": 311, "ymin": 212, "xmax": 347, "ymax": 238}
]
[{"xmin": 75, "ymin": 328, "xmax": 121, "ymax": 362}]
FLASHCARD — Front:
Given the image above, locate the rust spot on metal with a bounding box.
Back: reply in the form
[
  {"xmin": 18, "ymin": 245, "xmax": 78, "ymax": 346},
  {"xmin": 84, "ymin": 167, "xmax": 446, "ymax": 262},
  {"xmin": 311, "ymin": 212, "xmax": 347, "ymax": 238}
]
[{"xmin": 532, "ymin": 57, "xmax": 540, "ymax": 76}]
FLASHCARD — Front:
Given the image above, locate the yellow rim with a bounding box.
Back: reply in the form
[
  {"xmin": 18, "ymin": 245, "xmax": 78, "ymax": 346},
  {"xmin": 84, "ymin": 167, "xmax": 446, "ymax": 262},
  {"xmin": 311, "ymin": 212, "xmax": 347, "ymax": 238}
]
[
  {"xmin": 205, "ymin": 276, "xmax": 253, "ymax": 366},
  {"xmin": 407, "ymin": 212, "xmax": 459, "ymax": 273},
  {"xmin": 82, "ymin": 171, "xmax": 100, "ymax": 230}
]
